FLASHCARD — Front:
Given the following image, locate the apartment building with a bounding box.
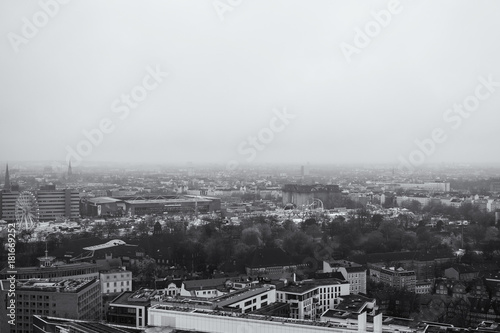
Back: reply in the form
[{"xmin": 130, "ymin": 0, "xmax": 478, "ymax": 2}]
[
  {"xmin": 276, "ymin": 278, "xmax": 350, "ymax": 320},
  {"xmin": 368, "ymin": 265, "xmax": 416, "ymax": 291},
  {"xmin": 100, "ymin": 269, "xmax": 132, "ymax": 295},
  {"xmin": 322, "ymin": 260, "xmax": 367, "ymax": 294}
]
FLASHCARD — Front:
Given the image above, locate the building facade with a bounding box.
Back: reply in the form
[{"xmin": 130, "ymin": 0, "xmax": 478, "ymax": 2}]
[
  {"xmin": 282, "ymin": 184, "xmax": 341, "ymax": 209},
  {"xmin": 322, "ymin": 261, "xmax": 367, "ymax": 294},
  {"xmin": 100, "ymin": 270, "xmax": 132, "ymax": 295},
  {"xmin": 107, "ymin": 290, "xmax": 152, "ymax": 329},
  {"xmin": 368, "ymin": 265, "xmax": 416, "ymax": 291},
  {"xmin": 0, "ymin": 188, "xmax": 80, "ymax": 222},
  {"xmin": 0, "ymin": 279, "xmax": 101, "ymax": 333},
  {"xmin": 0, "ymin": 262, "xmax": 99, "ymax": 281},
  {"xmin": 276, "ymin": 279, "xmax": 350, "ymax": 320}
]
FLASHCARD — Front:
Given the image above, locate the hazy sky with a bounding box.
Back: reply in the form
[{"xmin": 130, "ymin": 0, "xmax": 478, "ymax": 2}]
[{"xmin": 1, "ymin": 0, "xmax": 499, "ymax": 168}]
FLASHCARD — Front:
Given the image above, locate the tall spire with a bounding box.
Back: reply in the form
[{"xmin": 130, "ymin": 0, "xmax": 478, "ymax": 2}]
[
  {"xmin": 4, "ymin": 163, "xmax": 10, "ymax": 191},
  {"xmin": 68, "ymin": 161, "xmax": 72, "ymax": 177}
]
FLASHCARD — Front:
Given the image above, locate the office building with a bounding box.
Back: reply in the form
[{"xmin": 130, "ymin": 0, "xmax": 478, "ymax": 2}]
[
  {"xmin": 0, "ymin": 279, "xmax": 101, "ymax": 333},
  {"xmin": 0, "ymin": 187, "xmax": 80, "ymax": 222},
  {"xmin": 107, "ymin": 290, "xmax": 152, "ymax": 329},
  {"xmin": 0, "ymin": 262, "xmax": 99, "ymax": 281}
]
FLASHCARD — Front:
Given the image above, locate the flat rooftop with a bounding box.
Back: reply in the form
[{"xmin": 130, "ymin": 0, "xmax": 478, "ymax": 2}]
[
  {"xmin": 278, "ymin": 279, "xmax": 347, "ymax": 294},
  {"xmin": 214, "ymin": 286, "xmax": 272, "ymax": 307},
  {"xmin": 336, "ymin": 294, "xmax": 375, "ymax": 311},
  {"xmin": 87, "ymin": 197, "xmax": 123, "ymax": 204},
  {"xmin": 150, "ymin": 304, "xmax": 361, "ymax": 331},
  {"xmin": 10, "ymin": 278, "xmax": 97, "ymax": 293},
  {"xmin": 110, "ymin": 290, "xmax": 156, "ymax": 306},
  {"xmin": 124, "ymin": 197, "xmax": 212, "ymax": 205},
  {"xmin": 0, "ymin": 262, "xmax": 99, "ymax": 274}
]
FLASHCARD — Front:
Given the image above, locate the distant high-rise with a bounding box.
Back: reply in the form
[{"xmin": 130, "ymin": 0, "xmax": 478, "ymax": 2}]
[
  {"xmin": 301, "ymin": 163, "xmax": 310, "ymax": 177},
  {"xmin": 68, "ymin": 161, "xmax": 73, "ymax": 177},
  {"xmin": 3, "ymin": 164, "xmax": 10, "ymax": 191}
]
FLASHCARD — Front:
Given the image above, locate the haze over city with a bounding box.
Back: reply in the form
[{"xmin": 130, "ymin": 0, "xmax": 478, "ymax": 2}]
[{"xmin": 1, "ymin": 0, "xmax": 500, "ymax": 167}]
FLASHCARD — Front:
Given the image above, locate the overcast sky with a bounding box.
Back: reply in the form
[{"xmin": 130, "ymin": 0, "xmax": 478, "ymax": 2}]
[{"xmin": 1, "ymin": 0, "xmax": 499, "ymax": 168}]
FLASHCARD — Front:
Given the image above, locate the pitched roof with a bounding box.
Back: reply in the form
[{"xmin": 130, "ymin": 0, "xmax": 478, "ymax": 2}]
[
  {"xmin": 182, "ymin": 277, "xmax": 230, "ymax": 290},
  {"xmin": 349, "ymin": 251, "xmax": 453, "ymax": 265},
  {"xmin": 449, "ymin": 264, "xmax": 479, "ymax": 274}
]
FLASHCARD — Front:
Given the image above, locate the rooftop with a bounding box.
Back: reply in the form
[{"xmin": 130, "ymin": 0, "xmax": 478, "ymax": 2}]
[
  {"xmin": 33, "ymin": 315, "xmax": 139, "ymax": 333},
  {"xmin": 0, "ymin": 262, "xmax": 99, "ymax": 275},
  {"xmin": 87, "ymin": 197, "xmax": 123, "ymax": 204},
  {"xmin": 282, "ymin": 184, "xmax": 340, "ymax": 193},
  {"xmin": 182, "ymin": 277, "xmax": 230, "ymax": 291},
  {"xmin": 83, "ymin": 239, "xmax": 127, "ymax": 251},
  {"xmin": 9, "ymin": 278, "xmax": 97, "ymax": 293},
  {"xmin": 215, "ymin": 286, "xmax": 273, "ymax": 307},
  {"xmin": 149, "ymin": 304, "xmax": 362, "ymax": 331},
  {"xmin": 110, "ymin": 290, "xmax": 155, "ymax": 306},
  {"xmin": 278, "ymin": 278, "xmax": 347, "ymax": 294},
  {"xmin": 335, "ymin": 294, "xmax": 376, "ymax": 313}
]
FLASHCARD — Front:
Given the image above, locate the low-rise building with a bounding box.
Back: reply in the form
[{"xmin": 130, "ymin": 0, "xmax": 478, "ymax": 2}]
[
  {"xmin": 107, "ymin": 289, "xmax": 153, "ymax": 329},
  {"xmin": 444, "ymin": 264, "xmax": 480, "ymax": 281},
  {"xmin": 180, "ymin": 277, "xmax": 232, "ymax": 298},
  {"xmin": 415, "ymin": 280, "xmax": 433, "ymax": 294},
  {"xmin": 368, "ymin": 265, "xmax": 416, "ymax": 292}
]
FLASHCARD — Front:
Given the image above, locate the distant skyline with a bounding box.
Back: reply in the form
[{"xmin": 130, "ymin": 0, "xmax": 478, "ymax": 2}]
[{"xmin": 1, "ymin": 0, "xmax": 500, "ymax": 167}]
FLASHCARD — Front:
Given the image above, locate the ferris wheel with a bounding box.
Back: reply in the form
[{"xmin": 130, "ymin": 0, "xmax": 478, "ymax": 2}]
[
  {"xmin": 15, "ymin": 191, "xmax": 39, "ymax": 231},
  {"xmin": 306, "ymin": 198, "xmax": 324, "ymax": 211}
]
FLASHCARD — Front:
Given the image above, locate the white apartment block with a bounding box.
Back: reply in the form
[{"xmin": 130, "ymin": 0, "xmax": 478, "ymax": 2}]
[
  {"xmin": 276, "ymin": 279, "xmax": 350, "ymax": 320},
  {"xmin": 322, "ymin": 261, "xmax": 367, "ymax": 294}
]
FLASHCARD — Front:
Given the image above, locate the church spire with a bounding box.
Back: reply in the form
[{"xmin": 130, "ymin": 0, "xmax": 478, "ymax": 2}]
[{"xmin": 4, "ymin": 163, "xmax": 10, "ymax": 191}]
